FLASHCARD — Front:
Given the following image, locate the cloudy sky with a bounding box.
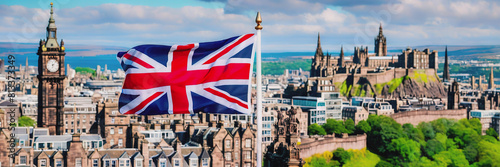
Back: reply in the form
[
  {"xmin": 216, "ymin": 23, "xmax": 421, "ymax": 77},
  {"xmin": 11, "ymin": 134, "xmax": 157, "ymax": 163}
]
[{"xmin": 1, "ymin": 0, "xmax": 499, "ymax": 52}]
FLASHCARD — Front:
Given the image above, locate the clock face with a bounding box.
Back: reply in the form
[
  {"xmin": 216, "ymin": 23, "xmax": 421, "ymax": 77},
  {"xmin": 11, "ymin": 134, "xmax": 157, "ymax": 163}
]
[{"xmin": 47, "ymin": 59, "xmax": 59, "ymax": 72}]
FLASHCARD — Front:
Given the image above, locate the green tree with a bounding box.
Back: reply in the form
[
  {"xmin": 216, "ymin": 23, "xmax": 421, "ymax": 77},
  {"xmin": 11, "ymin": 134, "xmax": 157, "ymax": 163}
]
[
  {"xmin": 17, "ymin": 116, "xmax": 36, "ymax": 127},
  {"xmin": 366, "ymin": 115, "xmax": 405, "ymax": 155},
  {"xmin": 355, "ymin": 120, "xmax": 371, "ymax": 134},
  {"xmin": 433, "ymin": 149, "xmax": 469, "ymax": 167},
  {"xmin": 390, "ymin": 138, "xmax": 421, "ymax": 163},
  {"xmin": 485, "ymin": 128, "xmax": 499, "ymax": 140},
  {"xmin": 323, "ymin": 119, "xmax": 347, "ymax": 135},
  {"xmin": 403, "ymin": 123, "xmax": 425, "ymax": 142},
  {"xmin": 308, "ymin": 123, "xmax": 326, "ymax": 135},
  {"xmin": 463, "ymin": 144, "xmax": 478, "ymax": 163},
  {"xmin": 418, "ymin": 122, "xmax": 436, "ymax": 140},
  {"xmin": 424, "ymin": 139, "xmax": 445, "ymax": 158},
  {"xmin": 332, "ymin": 148, "xmax": 352, "ymax": 166},
  {"xmin": 344, "ymin": 119, "xmax": 356, "ymax": 134},
  {"xmin": 375, "ymin": 160, "xmax": 394, "ymax": 167}
]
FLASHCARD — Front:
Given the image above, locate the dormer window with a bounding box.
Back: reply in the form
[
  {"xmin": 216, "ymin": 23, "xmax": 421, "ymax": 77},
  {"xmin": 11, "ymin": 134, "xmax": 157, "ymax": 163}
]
[
  {"xmin": 174, "ymin": 159, "xmax": 180, "ymax": 167},
  {"xmin": 202, "ymin": 159, "xmax": 209, "ymax": 167},
  {"xmin": 190, "ymin": 158, "xmax": 197, "ymax": 167},
  {"xmin": 135, "ymin": 159, "xmax": 143, "ymax": 167}
]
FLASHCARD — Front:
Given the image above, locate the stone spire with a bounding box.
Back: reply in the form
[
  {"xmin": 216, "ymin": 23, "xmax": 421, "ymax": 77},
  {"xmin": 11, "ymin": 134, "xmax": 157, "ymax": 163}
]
[
  {"xmin": 45, "ymin": 2, "xmax": 59, "ymax": 48},
  {"xmin": 338, "ymin": 46, "xmax": 344, "ymax": 67},
  {"xmin": 311, "ymin": 32, "xmax": 324, "ymax": 77},
  {"xmin": 443, "ymin": 46, "xmax": 450, "ymax": 82},
  {"xmin": 489, "ymin": 67, "xmax": 495, "ymax": 89},
  {"xmin": 314, "ymin": 32, "xmax": 324, "ymax": 59},
  {"xmin": 375, "ymin": 23, "xmax": 387, "ymax": 56},
  {"xmin": 379, "ymin": 23, "xmax": 383, "ymax": 36}
]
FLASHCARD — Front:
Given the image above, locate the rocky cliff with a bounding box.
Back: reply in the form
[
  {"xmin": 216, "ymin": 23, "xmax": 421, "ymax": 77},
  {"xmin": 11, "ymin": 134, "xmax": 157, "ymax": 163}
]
[{"xmin": 347, "ymin": 70, "xmax": 446, "ymax": 98}]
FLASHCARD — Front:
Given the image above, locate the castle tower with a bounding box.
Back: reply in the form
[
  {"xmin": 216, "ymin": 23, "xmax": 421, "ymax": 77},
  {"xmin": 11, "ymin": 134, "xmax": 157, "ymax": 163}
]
[
  {"xmin": 310, "ymin": 33, "xmax": 324, "ymax": 77},
  {"xmin": 374, "ymin": 23, "xmax": 387, "ymax": 57},
  {"xmin": 489, "ymin": 67, "xmax": 495, "ymax": 89},
  {"xmin": 448, "ymin": 80, "xmax": 460, "ymax": 109},
  {"xmin": 443, "ymin": 46, "xmax": 450, "ymax": 82},
  {"xmin": 338, "ymin": 46, "xmax": 344, "ymax": 67},
  {"xmin": 37, "ymin": 3, "xmax": 66, "ymax": 135}
]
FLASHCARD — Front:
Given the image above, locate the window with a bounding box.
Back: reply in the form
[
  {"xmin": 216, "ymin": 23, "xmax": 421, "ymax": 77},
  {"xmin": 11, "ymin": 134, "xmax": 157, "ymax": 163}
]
[
  {"xmin": 110, "ymin": 128, "xmax": 115, "ymax": 134},
  {"xmin": 110, "ymin": 139, "xmax": 114, "ymax": 146},
  {"xmin": 76, "ymin": 158, "xmax": 82, "ymax": 167},
  {"xmin": 160, "ymin": 160, "xmax": 166, "ymax": 167},
  {"xmin": 118, "ymin": 139, "xmax": 123, "ymax": 147},
  {"xmin": 225, "ymin": 139, "xmax": 231, "ymax": 148},
  {"xmin": 20, "ymin": 156, "xmax": 26, "ymax": 165},
  {"xmin": 105, "ymin": 160, "xmax": 110, "ymax": 167},
  {"xmin": 246, "ymin": 139, "xmax": 251, "ymax": 148},
  {"xmin": 118, "ymin": 128, "xmax": 123, "ymax": 134},
  {"xmin": 245, "ymin": 151, "xmax": 251, "ymax": 160},
  {"xmin": 174, "ymin": 159, "xmax": 180, "ymax": 167},
  {"xmin": 136, "ymin": 160, "xmax": 143, "ymax": 167},
  {"xmin": 235, "ymin": 152, "xmax": 239, "ymax": 160},
  {"xmin": 93, "ymin": 159, "xmax": 99, "ymax": 167},
  {"xmin": 120, "ymin": 160, "xmax": 125, "ymax": 167},
  {"xmin": 225, "ymin": 164, "xmax": 231, "ymax": 167},
  {"xmin": 126, "ymin": 160, "xmax": 130, "ymax": 167},
  {"xmin": 40, "ymin": 159, "xmax": 47, "ymax": 167},
  {"xmin": 225, "ymin": 152, "xmax": 231, "ymax": 161},
  {"xmin": 111, "ymin": 118, "xmax": 115, "ymax": 123},
  {"xmin": 202, "ymin": 159, "xmax": 209, "ymax": 167},
  {"xmin": 235, "ymin": 140, "xmax": 239, "ymax": 148},
  {"xmin": 149, "ymin": 160, "xmax": 152, "ymax": 167},
  {"xmin": 54, "ymin": 158, "xmax": 63, "ymax": 167},
  {"xmin": 190, "ymin": 159, "xmax": 197, "ymax": 167}
]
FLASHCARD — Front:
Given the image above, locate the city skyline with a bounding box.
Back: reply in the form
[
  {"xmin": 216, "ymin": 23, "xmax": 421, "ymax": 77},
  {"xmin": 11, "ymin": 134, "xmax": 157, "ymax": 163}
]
[{"xmin": 1, "ymin": 0, "xmax": 500, "ymax": 52}]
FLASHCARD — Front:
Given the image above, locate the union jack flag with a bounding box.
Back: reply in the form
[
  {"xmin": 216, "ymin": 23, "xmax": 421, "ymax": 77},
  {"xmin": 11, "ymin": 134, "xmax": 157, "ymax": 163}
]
[{"xmin": 117, "ymin": 34, "xmax": 255, "ymax": 115}]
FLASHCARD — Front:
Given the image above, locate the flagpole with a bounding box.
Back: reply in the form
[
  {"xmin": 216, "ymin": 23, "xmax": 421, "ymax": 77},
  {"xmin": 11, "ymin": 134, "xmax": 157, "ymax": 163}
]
[{"xmin": 255, "ymin": 12, "xmax": 263, "ymax": 167}]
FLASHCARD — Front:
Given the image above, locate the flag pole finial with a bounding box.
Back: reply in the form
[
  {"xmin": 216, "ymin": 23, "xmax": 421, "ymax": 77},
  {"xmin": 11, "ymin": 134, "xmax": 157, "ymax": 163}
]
[{"xmin": 255, "ymin": 12, "xmax": 263, "ymax": 30}]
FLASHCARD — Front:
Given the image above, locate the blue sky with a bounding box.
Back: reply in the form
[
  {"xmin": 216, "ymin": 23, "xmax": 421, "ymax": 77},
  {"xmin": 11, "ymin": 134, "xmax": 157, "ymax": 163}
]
[{"xmin": 1, "ymin": 0, "xmax": 500, "ymax": 52}]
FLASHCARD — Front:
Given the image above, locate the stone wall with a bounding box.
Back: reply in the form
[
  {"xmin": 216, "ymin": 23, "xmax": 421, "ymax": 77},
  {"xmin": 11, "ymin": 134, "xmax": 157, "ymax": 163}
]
[
  {"xmin": 390, "ymin": 109, "xmax": 467, "ymax": 126},
  {"xmin": 299, "ymin": 134, "xmax": 367, "ymax": 159}
]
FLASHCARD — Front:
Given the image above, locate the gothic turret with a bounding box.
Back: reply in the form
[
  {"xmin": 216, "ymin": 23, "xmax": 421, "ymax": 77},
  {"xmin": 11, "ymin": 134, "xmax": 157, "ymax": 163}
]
[
  {"xmin": 443, "ymin": 46, "xmax": 450, "ymax": 82},
  {"xmin": 374, "ymin": 23, "xmax": 387, "ymax": 57},
  {"xmin": 310, "ymin": 33, "xmax": 324, "ymax": 77}
]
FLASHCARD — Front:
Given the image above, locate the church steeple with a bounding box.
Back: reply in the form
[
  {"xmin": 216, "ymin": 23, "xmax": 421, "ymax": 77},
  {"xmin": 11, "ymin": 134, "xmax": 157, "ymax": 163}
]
[
  {"xmin": 374, "ymin": 23, "xmax": 387, "ymax": 56},
  {"xmin": 379, "ymin": 23, "xmax": 383, "ymax": 36},
  {"xmin": 311, "ymin": 32, "xmax": 324, "ymax": 77},
  {"xmin": 46, "ymin": 2, "xmax": 59, "ymax": 48},
  {"xmin": 314, "ymin": 32, "xmax": 324, "ymax": 59},
  {"xmin": 443, "ymin": 46, "xmax": 450, "ymax": 82}
]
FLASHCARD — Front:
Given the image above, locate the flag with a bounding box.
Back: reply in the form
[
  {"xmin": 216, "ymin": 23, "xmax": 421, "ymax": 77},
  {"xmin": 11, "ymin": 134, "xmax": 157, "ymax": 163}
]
[{"xmin": 117, "ymin": 34, "xmax": 255, "ymax": 115}]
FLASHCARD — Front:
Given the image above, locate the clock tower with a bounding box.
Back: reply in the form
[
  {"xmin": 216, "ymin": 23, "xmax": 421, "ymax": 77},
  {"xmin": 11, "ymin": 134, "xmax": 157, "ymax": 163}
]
[{"xmin": 37, "ymin": 3, "xmax": 66, "ymax": 135}]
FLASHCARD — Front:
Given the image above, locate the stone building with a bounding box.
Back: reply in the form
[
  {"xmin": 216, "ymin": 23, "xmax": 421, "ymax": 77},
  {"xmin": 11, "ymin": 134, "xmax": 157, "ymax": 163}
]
[
  {"xmin": 0, "ymin": 100, "xmax": 20, "ymax": 127},
  {"xmin": 37, "ymin": 2, "xmax": 66, "ymax": 135},
  {"xmin": 470, "ymin": 110, "xmax": 500, "ymax": 136},
  {"xmin": 448, "ymin": 81, "xmax": 460, "ymax": 109},
  {"xmin": 63, "ymin": 103, "xmax": 98, "ymax": 134},
  {"xmin": 97, "ymin": 100, "xmax": 131, "ymax": 149},
  {"xmin": 341, "ymin": 106, "xmax": 369, "ymax": 124},
  {"xmin": 397, "ymin": 47, "xmax": 438, "ymax": 69},
  {"xmin": 264, "ymin": 107, "xmax": 302, "ymax": 167}
]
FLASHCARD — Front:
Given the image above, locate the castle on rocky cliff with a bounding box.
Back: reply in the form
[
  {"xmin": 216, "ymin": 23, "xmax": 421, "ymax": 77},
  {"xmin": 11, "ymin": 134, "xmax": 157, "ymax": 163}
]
[{"xmin": 309, "ymin": 24, "xmax": 439, "ymax": 78}]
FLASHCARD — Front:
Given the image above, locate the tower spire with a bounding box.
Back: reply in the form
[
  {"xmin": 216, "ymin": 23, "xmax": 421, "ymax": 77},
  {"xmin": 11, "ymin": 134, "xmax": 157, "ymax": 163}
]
[
  {"xmin": 443, "ymin": 46, "xmax": 450, "ymax": 82},
  {"xmin": 379, "ymin": 23, "xmax": 383, "ymax": 36},
  {"xmin": 339, "ymin": 45, "xmax": 344, "ymax": 67},
  {"xmin": 46, "ymin": 2, "xmax": 59, "ymax": 48}
]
